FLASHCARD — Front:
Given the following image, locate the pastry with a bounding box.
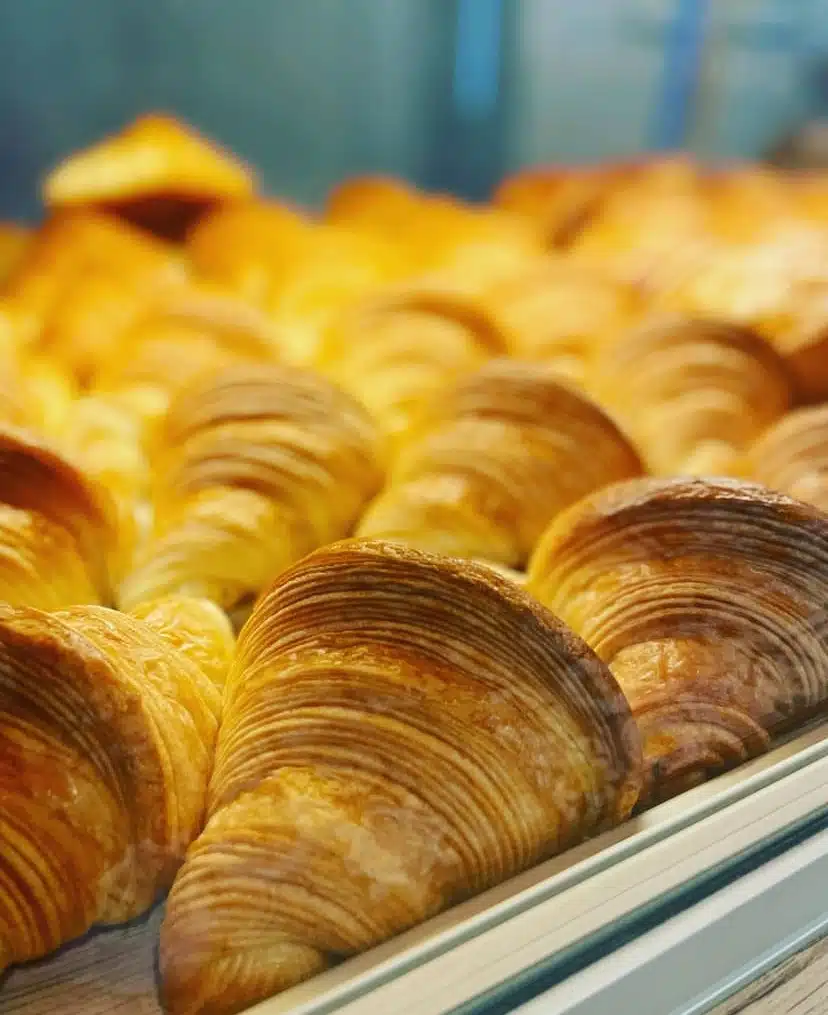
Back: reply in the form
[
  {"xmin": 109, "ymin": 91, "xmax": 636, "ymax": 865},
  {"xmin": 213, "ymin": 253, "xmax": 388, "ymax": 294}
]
[
  {"xmin": 0, "ymin": 425, "xmax": 118, "ymax": 608},
  {"xmin": 588, "ymin": 316, "xmax": 793, "ymax": 475},
  {"xmin": 528, "ymin": 476, "xmax": 828, "ymax": 802},
  {"xmin": 320, "ymin": 285, "xmax": 508, "ymax": 446},
  {"xmin": 160, "ymin": 539, "xmax": 642, "ymax": 1015},
  {"xmin": 492, "ymin": 164, "xmax": 612, "ymax": 247},
  {"xmin": 118, "ymin": 363, "xmax": 385, "ymax": 612},
  {"xmin": 3, "ymin": 211, "xmax": 187, "ymax": 381},
  {"xmin": 358, "ymin": 358, "xmax": 643, "ymax": 568},
  {"xmin": 0, "ymin": 223, "xmax": 31, "ymax": 286},
  {"xmin": 746, "ymin": 404, "xmax": 828, "ymax": 511},
  {"xmin": 0, "ymin": 594, "xmax": 231, "ymax": 972},
  {"xmin": 187, "ymin": 199, "xmax": 311, "ymax": 304},
  {"xmin": 92, "ymin": 282, "xmax": 283, "ymax": 432},
  {"xmin": 481, "ymin": 257, "xmax": 641, "ymax": 385},
  {"xmin": 42, "ymin": 113, "xmax": 257, "ymax": 240}
]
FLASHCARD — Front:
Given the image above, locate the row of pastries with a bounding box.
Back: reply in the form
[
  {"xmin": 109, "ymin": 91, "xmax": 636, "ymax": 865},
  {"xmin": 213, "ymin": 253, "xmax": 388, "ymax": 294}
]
[{"xmin": 2, "ymin": 116, "xmax": 828, "ymax": 1015}]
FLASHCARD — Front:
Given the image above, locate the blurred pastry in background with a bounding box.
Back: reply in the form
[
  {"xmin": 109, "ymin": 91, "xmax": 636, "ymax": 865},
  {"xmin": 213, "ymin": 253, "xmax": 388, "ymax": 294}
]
[{"xmin": 42, "ymin": 113, "xmax": 258, "ymax": 240}]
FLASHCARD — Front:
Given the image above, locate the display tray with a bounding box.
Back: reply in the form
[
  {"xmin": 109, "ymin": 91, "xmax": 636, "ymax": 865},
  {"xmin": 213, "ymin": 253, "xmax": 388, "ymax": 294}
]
[{"xmin": 4, "ymin": 721, "xmax": 828, "ymax": 1015}]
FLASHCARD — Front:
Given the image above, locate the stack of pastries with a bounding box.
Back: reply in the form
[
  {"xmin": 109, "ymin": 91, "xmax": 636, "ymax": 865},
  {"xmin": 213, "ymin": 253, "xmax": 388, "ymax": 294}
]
[{"xmin": 2, "ymin": 116, "xmax": 828, "ymax": 1015}]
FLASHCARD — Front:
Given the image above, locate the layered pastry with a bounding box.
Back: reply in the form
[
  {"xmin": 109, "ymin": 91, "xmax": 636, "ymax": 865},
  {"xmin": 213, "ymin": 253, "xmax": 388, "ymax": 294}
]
[
  {"xmin": 2, "ymin": 210, "xmax": 187, "ymax": 381},
  {"xmin": 0, "ymin": 595, "xmax": 232, "ymax": 972},
  {"xmin": 358, "ymin": 358, "xmax": 643, "ymax": 569},
  {"xmin": 0, "ymin": 425, "xmax": 118, "ymax": 609},
  {"xmin": 42, "ymin": 113, "xmax": 257, "ymax": 240},
  {"xmin": 118, "ymin": 363, "xmax": 385, "ymax": 613},
  {"xmin": 588, "ymin": 316, "xmax": 794, "ymax": 475},
  {"xmin": 480, "ymin": 257, "xmax": 642, "ymax": 385},
  {"xmin": 528, "ymin": 477, "xmax": 828, "ymax": 802},
  {"xmin": 746, "ymin": 404, "xmax": 828, "ymax": 511},
  {"xmin": 160, "ymin": 539, "xmax": 642, "ymax": 1015},
  {"xmin": 320, "ymin": 285, "xmax": 509, "ymax": 446}
]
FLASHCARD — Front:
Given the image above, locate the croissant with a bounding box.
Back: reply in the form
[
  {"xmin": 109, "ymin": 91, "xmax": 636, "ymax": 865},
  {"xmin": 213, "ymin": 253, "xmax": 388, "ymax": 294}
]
[
  {"xmin": 492, "ymin": 164, "xmax": 612, "ymax": 247},
  {"xmin": 55, "ymin": 393, "xmax": 153, "ymax": 571},
  {"xmin": 480, "ymin": 258, "xmax": 642, "ymax": 386},
  {"xmin": 756, "ymin": 278, "xmax": 828, "ymax": 402},
  {"xmin": 745, "ymin": 404, "xmax": 828, "ymax": 511},
  {"xmin": 328, "ymin": 178, "xmax": 542, "ymax": 277},
  {"xmin": 568, "ymin": 156, "xmax": 710, "ymax": 291},
  {"xmin": 3, "ymin": 211, "xmax": 187, "ymax": 382},
  {"xmin": 53, "ymin": 287, "xmax": 282, "ymax": 551},
  {"xmin": 118, "ymin": 363, "xmax": 385, "ymax": 613},
  {"xmin": 42, "ymin": 113, "xmax": 257, "ymax": 240},
  {"xmin": 91, "ymin": 282, "xmax": 283, "ymax": 433},
  {"xmin": 587, "ymin": 316, "xmax": 794, "ymax": 476},
  {"xmin": 320, "ymin": 286, "xmax": 508, "ymax": 446},
  {"xmin": 404, "ymin": 200, "xmax": 544, "ymax": 279},
  {"xmin": 325, "ymin": 175, "xmax": 424, "ymax": 236},
  {"xmin": 527, "ymin": 476, "xmax": 828, "ymax": 803},
  {"xmin": 0, "ymin": 593, "xmax": 231, "ymax": 973},
  {"xmin": 358, "ymin": 358, "xmax": 643, "ymax": 568},
  {"xmin": 160, "ymin": 539, "xmax": 642, "ymax": 1015},
  {"xmin": 3, "ymin": 210, "xmax": 186, "ymax": 350},
  {"xmin": 263, "ymin": 225, "xmax": 407, "ymax": 365},
  {"xmin": 0, "ymin": 425, "xmax": 118, "ymax": 608}
]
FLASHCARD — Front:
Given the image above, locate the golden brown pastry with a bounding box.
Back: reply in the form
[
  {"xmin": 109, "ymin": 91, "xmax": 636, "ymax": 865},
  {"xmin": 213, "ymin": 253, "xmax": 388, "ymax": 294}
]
[
  {"xmin": 320, "ymin": 285, "xmax": 508, "ymax": 447},
  {"xmin": 118, "ymin": 363, "xmax": 385, "ymax": 612},
  {"xmin": 326, "ymin": 174, "xmax": 423, "ymax": 235},
  {"xmin": 0, "ymin": 425, "xmax": 118, "ymax": 608},
  {"xmin": 160, "ymin": 539, "xmax": 642, "ymax": 1015},
  {"xmin": 588, "ymin": 316, "xmax": 794, "ymax": 476},
  {"xmin": 757, "ymin": 278, "xmax": 828, "ymax": 402},
  {"xmin": 17, "ymin": 352, "xmax": 78, "ymax": 436},
  {"xmin": 480, "ymin": 257, "xmax": 642, "ymax": 385},
  {"xmin": 55, "ymin": 393, "xmax": 153, "ymax": 569},
  {"xmin": 3, "ymin": 211, "xmax": 187, "ymax": 380},
  {"xmin": 328, "ymin": 177, "xmax": 542, "ymax": 277},
  {"xmin": 42, "ymin": 113, "xmax": 257, "ymax": 240},
  {"xmin": 528, "ymin": 476, "xmax": 828, "ymax": 803},
  {"xmin": 358, "ymin": 358, "xmax": 643, "ymax": 569},
  {"xmin": 0, "ymin": 594, "xmax": 231, "ymax": 973},
  {"xmin": 92, "ymin": 282, "xmax": 283, "ymax": 432},
  {"xmin": 746, "ymin": 404, "xmax": 828, "ymax": 511},
  {"xmin": 187, "ymin": 198, "xmax": 312, "ymax": 304},
  {"xmin": 263, "ymin": 225, "xmax": 407, "ymax": 365},
  {"xmin": 492, "ymin": 164, "xmax": 612, "ymax": 247},
  {"xmin": 568, "ymin": 156, "xmax": 710, "ymax": 291}
]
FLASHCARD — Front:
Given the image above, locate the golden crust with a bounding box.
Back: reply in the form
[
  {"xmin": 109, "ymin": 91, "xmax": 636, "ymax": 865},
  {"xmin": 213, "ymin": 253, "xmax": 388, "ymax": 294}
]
[
  {"xmin": 528, "ymin": 476, "xmax": 828, "ymax": 801},
  {"xmin": 0, "ymin": 424, "xmax": 119, "ymax": 605},
  {"xmin": 358, "ymin": 358, "xmax": 643, "ymax": 567},
  {"xmin": 160, "ymin": 538, "xmax": 641, "ymax": 1014},
  {"xmin": 119, "ymin": 364, "xmax": 385, "ymax": 612},
  {"xmin": 588, "ymin": 316, "xmax": 794, "ymax": 475},
  {"xmin": 481, "ymin": 257, "xmax": 642, "ymax": 383},
  {"xmin": 320, "ymin": 285, "xmax": 512, "ymax": 446},
  {"xmin": 3, "ymin": 211, "xmax": 187, "ymax": 381},
  {"xmin": 42, "ymin": 114, "xmax": 256, "ymax": 240},
  {"xmin": 746, "ymin": 404, "xmax": 828, "ymax": 511},
  {"xmin": 492, "ymin": 165, "xmax": 614, "ymax": 247},
  {"xmin": 0, "ymin": 596, "xmax": 225, "ymax": 970},
  {"xmin": 186, "ymin": 199, "xmax": 311, "ymax": 302}
]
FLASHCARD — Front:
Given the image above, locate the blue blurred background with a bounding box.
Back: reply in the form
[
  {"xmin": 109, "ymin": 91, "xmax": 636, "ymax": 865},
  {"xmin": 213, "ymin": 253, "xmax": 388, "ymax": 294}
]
[{"xmin": 1, "ymin": 0, "xmax": 827, "ymax": 219}]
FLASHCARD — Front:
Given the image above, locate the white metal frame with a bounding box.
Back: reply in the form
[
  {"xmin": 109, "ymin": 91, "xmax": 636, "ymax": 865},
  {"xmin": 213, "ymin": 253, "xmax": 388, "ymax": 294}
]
[{"xmin": 248, "ymin": 723, "xmax": 828, "ymax": 1015}]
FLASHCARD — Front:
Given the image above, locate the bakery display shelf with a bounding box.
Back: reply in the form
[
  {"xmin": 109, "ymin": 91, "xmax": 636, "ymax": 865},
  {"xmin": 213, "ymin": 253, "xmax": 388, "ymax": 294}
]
[{"xmin": 5, "ymin": 720, "xmax": 827, "ymax": 1015}]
